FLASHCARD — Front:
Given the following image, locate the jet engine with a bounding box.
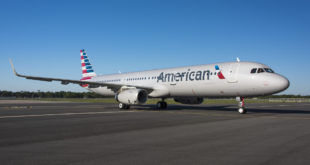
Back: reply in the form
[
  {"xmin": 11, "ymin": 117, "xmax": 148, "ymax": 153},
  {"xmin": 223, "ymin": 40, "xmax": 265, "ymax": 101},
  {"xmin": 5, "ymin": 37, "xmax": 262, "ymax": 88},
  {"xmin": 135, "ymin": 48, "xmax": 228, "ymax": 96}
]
[
  {"xmin": 174, "ymin": 97, "xmax": 204, "ymax": 104},
  {"xmin": 116, "ymin": 89, "xmax": 148, "ymax": 105}
]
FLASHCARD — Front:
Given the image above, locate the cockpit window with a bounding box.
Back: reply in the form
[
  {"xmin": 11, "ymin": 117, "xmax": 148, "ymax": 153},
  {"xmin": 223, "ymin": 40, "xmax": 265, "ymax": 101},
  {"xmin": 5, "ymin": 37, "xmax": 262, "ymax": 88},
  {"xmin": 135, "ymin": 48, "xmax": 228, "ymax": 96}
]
[
  {"xmin": 257, "ymin": 68, "xmax": 265, "ymax": 73},
  {"xmin": 264, "ymin": 68, "xmax": 274, "ymax": 73},
  {"xmin": 250, "ymin": 68, "xmax": 257, "ymax": 73}
]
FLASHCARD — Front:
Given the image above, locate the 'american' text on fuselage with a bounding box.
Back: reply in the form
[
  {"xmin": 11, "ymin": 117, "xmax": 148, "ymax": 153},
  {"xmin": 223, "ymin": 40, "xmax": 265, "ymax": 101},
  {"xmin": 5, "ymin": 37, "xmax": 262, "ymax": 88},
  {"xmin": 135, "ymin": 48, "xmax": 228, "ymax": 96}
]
[{"xmin": 157, "ymin": 69, "xmax": 212, "ymax": 83}]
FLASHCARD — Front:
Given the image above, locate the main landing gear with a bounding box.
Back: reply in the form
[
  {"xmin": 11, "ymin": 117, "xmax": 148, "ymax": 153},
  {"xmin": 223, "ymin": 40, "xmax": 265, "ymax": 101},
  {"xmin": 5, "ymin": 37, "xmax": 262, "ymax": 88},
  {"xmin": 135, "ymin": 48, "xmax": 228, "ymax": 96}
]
[
  {"xmin": 118, "ymin": 99, "xmax": 167, "ymax": 110},
  {"xmin": 119, "ymin": 103, "xmax": 130, "ymax": 109},
  {"xmin": 236, "ymin": 97, "xmax": 247, "ymax": 114},
  {"xmin": 156, "ymin": 98, "xmax": 167, "ymax": 109}
]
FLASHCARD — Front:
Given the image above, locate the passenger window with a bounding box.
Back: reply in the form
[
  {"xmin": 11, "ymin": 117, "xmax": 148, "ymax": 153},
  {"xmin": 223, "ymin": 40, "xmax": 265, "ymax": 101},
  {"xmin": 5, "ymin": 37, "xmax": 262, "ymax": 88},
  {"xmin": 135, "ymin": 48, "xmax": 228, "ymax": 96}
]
[
  {"xmin": 257, "ymin": 68, "xmax": 265, "ymax": 73},
  {"xmin": 251, "ymin": 68, "xmax": 257, "ymax": 73}
]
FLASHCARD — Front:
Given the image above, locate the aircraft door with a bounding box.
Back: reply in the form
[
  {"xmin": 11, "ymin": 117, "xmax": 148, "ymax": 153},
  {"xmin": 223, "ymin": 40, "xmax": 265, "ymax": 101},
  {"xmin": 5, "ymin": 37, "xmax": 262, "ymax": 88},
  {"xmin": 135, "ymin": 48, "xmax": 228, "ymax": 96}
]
[{"xmin": 226, "ymin": 63, "xmax": 240, "ymax": 83}]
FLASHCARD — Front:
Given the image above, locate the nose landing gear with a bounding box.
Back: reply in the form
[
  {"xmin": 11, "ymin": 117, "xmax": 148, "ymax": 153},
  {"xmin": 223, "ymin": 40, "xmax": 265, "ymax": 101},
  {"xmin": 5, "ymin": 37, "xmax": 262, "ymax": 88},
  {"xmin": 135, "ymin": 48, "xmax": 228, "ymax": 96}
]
[{"xmin": 236, "ymin": 97, "xmax": 247, "ymax": 114}]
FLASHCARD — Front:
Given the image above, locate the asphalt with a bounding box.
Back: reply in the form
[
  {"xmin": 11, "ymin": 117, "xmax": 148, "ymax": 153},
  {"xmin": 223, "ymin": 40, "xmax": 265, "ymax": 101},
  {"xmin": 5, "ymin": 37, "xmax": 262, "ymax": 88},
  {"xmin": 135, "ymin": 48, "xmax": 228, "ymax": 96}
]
[{"xmin": 0, "ymin": 101, "xmax": 310, "ymax": 165}]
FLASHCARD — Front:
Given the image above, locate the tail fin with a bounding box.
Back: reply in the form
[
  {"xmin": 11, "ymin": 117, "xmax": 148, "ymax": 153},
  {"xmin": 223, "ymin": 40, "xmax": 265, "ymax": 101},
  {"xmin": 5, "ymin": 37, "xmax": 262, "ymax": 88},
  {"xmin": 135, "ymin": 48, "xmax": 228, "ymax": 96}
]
[{"xmin": 80, "ymin": 49, "xmax": 96, "ymax": 78}]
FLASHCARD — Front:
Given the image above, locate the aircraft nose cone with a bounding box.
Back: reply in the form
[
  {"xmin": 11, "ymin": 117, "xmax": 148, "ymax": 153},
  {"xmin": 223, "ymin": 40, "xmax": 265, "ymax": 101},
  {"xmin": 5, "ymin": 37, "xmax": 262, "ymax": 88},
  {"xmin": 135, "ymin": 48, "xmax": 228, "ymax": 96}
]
[
  {"xmin": 272, "ymin": 75, "xmax": 290, "ymax": 93},
  {"xmin": 279, "ymin": 76, "xmax": 290, "ymax": 91}
]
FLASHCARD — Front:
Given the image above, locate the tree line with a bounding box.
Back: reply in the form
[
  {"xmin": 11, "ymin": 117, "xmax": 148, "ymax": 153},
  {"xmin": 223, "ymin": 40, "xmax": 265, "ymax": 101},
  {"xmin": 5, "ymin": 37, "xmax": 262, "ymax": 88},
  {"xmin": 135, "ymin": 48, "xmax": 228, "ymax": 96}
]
[{"xmin": 0, "ymin": 90, "xmax": 309, "ymax": 99}]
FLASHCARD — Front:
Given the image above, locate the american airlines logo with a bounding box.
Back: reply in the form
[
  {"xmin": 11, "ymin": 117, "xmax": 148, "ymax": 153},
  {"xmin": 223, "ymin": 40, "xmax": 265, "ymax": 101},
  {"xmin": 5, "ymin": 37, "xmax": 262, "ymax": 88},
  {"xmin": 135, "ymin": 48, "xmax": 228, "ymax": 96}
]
[
  {"xmin": 215, "ymin": 65, "xmax": 225, "ymax": 79},
  {"xmin": 157, "ymin": 65, "xmax": 225, "ymax": 82}
]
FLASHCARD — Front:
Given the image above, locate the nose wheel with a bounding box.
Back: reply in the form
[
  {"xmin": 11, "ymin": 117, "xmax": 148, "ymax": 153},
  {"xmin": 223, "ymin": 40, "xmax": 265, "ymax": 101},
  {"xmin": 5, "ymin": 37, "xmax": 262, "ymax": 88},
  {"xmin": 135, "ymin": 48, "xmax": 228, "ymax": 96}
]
[
  {"xmin": 238, "ymin": 107, "xmax": 246, "ymax": 114},
  {"xmin": 237, "ymin": 97, "xmax": 247, "ymax": 114}
]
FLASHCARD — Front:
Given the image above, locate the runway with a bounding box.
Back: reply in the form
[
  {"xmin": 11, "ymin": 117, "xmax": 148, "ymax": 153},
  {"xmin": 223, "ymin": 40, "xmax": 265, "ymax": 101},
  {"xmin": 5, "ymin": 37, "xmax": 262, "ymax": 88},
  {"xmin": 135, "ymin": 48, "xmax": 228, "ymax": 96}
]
[{"xmin": 1, "ymin": 101, "xmax": 310, "ymax": 165}]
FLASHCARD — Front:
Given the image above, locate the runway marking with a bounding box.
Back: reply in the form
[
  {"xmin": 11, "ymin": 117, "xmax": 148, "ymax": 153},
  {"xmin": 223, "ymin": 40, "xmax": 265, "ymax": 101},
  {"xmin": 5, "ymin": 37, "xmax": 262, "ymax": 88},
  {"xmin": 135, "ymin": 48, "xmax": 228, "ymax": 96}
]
[
  {"xmin": 2, "ymin": 106, "xmax": 33, "ymax": 110},
  {"xmin": 0, "ymin": 111, "xmax": 137, "ymax": 119},
  {"xmin": 258, "ymin": 106, "xmax": 272, "ymax": 108}
]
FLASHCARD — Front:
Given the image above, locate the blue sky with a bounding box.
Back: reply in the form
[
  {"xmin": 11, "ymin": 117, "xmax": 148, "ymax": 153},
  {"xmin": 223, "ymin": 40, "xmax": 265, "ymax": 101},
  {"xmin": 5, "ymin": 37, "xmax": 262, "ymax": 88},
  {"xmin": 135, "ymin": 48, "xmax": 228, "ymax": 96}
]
[{"xmin": 1, "ymin": 0, "xmax": 309, "ymax": 95}]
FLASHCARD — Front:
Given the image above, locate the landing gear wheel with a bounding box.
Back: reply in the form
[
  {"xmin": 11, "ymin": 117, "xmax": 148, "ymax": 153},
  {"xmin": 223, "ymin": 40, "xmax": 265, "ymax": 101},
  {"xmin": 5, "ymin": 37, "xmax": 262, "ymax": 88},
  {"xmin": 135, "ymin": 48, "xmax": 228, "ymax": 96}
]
[
  {"xmin": 156, "ymin": 102, "xmax": 162, "ymax": 109},
  {"xmin": 156, "ymin": 101, "xmax": 167, "ymax": 109},
  {"xmin": 119, "ymin": 103, "xmax": 125, "ymax": 109},
  {"xmin": 119, "ymin": 103, "xmax": 130, "ymax": 109},
  {"xmin": 162, "ymin": 102, "xmax": 167, "ymax": 109},
  {"xmin": 238, "ymin": 108, "xmax": 247, "ymax": 114}
]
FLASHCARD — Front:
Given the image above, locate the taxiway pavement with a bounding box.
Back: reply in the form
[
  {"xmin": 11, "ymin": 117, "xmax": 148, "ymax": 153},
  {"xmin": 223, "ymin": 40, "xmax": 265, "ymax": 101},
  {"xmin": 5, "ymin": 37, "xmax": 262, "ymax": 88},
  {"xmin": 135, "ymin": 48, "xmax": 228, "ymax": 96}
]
[{"xmin": 1, "ymin": 101, "xmax": 310, "ymax": 165}]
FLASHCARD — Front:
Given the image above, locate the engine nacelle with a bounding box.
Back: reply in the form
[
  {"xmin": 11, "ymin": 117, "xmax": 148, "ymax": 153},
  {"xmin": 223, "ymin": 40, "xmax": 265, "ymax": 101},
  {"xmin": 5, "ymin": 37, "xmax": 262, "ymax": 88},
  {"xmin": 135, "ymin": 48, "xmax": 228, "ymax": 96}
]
[
  {"xmin": 116, "ymin": 89, "xmax": 148, "ymax": 105},
  {"xmin": 174, "ymin": 97, "xmax": 204, "ymax": 104}
]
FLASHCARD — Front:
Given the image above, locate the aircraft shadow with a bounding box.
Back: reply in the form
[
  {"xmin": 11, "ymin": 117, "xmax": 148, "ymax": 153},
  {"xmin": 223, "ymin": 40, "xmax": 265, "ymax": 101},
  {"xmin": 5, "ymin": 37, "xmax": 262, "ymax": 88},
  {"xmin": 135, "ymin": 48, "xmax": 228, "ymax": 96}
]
[
  {"xmin": 245, "ymin": 108, "xmax": 310, "ymax": 114},
  {"xmin": 133, "ymin": 104, "xmax": 310, "ymax": 115}
]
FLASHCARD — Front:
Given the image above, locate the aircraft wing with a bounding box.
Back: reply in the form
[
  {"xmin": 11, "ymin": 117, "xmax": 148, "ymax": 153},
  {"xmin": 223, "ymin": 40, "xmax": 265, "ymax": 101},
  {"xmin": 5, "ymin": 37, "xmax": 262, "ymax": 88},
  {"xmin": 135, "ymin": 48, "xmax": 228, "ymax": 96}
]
[{"xmin": 9, "ymin": 59, "xmax": 154, "ymax": 93}]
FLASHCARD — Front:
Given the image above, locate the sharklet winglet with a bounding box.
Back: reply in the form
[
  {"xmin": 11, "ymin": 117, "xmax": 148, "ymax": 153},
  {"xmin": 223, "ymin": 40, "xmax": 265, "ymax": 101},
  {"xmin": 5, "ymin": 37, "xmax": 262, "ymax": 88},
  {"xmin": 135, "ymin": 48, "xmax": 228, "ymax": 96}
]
[{"xmin": 9, "ymin": 59, "xmax": 18, "ymax": 76}]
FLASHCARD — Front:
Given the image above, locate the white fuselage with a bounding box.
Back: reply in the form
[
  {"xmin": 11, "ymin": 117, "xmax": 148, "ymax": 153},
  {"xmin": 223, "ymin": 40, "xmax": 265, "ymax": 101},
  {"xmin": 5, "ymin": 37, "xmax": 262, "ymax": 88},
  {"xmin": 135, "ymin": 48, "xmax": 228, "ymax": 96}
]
[
  {"xmin": 10, "ymin": 50, "xmax": 290, "ymax": 113},
  {"xmin": 86, "ymin": 61, "xmax": 289, "ymax": 98}
]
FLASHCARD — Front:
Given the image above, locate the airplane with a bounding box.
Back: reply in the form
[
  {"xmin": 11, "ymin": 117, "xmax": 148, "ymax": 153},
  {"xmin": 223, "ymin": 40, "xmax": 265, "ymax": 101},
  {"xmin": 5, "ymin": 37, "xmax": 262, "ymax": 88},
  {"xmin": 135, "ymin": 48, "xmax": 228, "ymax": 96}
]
[{"xmin": 9, "ymin": 49, "xmax": 290, "ymax": 114}]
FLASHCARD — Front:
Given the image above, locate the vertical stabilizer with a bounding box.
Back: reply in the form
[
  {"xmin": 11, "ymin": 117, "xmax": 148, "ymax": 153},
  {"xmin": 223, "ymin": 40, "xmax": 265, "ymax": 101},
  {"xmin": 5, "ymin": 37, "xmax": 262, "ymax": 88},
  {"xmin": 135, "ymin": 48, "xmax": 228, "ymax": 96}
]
[{"xmin": 80, "ymin": 49, "xmax": 96, "ymax": 78}]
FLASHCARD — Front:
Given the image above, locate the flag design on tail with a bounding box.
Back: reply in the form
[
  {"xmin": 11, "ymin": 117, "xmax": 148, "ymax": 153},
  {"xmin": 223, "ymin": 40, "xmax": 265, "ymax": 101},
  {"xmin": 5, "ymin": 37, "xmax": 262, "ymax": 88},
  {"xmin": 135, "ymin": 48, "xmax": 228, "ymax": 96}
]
[{"xmin": 80, "ymin": 49, "xmax": 96, "ymax": 87}]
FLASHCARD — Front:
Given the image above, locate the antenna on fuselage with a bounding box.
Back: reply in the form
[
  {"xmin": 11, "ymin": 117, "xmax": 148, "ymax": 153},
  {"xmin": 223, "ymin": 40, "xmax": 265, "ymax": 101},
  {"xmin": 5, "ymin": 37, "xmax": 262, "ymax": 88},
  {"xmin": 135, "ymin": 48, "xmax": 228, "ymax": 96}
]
[{"xmin": 236, "ymin": 57, "xmax": 240, "ymax": 62}]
